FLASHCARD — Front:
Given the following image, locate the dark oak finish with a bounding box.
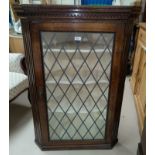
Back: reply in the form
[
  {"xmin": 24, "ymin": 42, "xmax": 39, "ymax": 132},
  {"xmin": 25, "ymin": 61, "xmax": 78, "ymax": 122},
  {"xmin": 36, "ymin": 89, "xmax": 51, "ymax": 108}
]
[{"xmin": 14, "ymin": 4, "xmax": 140, "ymax": 150}]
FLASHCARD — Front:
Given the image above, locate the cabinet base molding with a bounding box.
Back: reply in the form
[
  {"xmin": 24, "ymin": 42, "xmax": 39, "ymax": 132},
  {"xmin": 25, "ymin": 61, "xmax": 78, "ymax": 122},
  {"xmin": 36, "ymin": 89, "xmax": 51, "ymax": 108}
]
[{"xmin": 35, "ymin": 139, "xmax": 118, "ymax": 150}]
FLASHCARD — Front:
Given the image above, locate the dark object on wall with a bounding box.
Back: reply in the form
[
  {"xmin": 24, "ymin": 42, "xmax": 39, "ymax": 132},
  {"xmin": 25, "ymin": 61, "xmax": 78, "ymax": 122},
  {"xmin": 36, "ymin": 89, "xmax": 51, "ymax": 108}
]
[
  {"xmin": 127, "ymin": 0, "xmax": 145, "ymax": 76},
  {"xmin": 139, "ymin": 0, "xmax": 146, "ymax": 22},
  {"xmin": 9, "ymin": 9, "xmax": 13, "ymax": 26},
  {"xmin": 13, "ymin": 4, "xmax": 140, "ymax": 150},
  {"xmin": 126, "ymin": 25, "xmax": 139, "ymax": 75}
]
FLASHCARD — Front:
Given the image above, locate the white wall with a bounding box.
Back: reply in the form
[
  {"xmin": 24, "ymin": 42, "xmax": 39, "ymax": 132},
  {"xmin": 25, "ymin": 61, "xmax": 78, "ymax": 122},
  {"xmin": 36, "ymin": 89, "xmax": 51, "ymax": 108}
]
[
  {"xmin": 120, "ymin": 0, "xmax": 141, "ymax": 5},
  {"xmin": 52, "ymin": 0, "xmax": 75, "ymax": 5}
]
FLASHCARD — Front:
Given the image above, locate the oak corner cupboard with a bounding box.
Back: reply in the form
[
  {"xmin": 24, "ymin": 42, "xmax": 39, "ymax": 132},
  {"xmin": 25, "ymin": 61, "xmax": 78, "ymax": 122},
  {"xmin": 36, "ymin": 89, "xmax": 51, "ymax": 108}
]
[
  {"xmin": 131, "ymin": 23, "xmax": 146, "ymax": 135},
  {"xmin": 13, "ymin": 4, "xmax": 140, "ymax": 150}
]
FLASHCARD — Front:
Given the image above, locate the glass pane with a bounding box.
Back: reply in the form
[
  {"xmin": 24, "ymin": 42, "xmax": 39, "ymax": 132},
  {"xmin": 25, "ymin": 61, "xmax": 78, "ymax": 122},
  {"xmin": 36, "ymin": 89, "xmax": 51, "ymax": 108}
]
[{"xmin": 41, "ymin": 32, "xmax": 115, "ymax": 140}]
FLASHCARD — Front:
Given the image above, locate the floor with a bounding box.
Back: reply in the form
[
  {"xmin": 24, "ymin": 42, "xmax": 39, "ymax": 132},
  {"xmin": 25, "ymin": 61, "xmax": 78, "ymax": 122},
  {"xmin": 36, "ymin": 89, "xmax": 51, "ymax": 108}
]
[{"xmin": 9, "ymin": 78, "xmax": 140, "ymax": 155}]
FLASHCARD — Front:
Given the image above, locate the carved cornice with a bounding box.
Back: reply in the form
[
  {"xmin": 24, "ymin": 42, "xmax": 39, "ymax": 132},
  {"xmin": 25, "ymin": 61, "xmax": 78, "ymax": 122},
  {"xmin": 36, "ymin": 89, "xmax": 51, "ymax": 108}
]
[{"xmin": 13, "ymin": 4, "xmax": 141, "ymax": 21}]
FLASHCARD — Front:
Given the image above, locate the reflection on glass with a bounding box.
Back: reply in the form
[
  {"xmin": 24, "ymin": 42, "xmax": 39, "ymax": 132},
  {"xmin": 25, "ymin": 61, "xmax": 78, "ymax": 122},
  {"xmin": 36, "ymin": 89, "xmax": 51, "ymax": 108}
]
[{"xmin": 41, "ymin": 32, "xmax": 114, "ymax": 140}]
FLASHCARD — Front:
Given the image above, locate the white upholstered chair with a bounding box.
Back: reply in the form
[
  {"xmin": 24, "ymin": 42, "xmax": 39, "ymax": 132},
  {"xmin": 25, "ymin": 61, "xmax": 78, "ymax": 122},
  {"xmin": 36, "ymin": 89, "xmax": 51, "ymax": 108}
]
[{"xmin": 9, "ymin": 53, "xmax": 30, "ymax": 107}]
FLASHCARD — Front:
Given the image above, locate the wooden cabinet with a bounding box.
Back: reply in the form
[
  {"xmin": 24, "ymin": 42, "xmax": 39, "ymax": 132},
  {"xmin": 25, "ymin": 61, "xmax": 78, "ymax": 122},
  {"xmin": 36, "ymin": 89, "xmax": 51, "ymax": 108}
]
[
  {"xmin": 130, "ymin": 23, "xmax": 146, "ymax": 134},
  {"xmin": 14, "ymin": 4, "xmax": 140, "ymax": 150}
]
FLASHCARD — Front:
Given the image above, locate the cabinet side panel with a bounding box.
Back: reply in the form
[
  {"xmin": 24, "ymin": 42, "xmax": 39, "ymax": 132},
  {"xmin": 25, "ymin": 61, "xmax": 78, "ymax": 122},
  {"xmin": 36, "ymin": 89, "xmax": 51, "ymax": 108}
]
[
  {"xmin": 106, "ymin": 22, "xmax": 134, "ymax": 143},
  {"xmin": 21, "ymin": 19, "xmax": 43, "ymax": 144},
  {"xmin": 105, "ymin": 23, "xmax": 125, "ymax": 143}
]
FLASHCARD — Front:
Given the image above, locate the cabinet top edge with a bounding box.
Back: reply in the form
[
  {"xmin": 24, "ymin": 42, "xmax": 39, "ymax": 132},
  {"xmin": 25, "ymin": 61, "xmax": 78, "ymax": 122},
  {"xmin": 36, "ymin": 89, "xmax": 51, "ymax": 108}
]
[{"xmin": 13, "ymin": 4, "xmax": 141, "ymax": 20}]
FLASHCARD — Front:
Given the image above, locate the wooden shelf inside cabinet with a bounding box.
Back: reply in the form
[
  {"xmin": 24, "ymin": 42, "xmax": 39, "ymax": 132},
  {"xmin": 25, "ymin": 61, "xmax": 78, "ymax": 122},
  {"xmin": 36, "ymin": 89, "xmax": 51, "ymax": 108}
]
[
  {"xmin": 13, "ymin": 4, "xmax": 140, "ymax": 150},
  {"xmin": 130, "ymin": 23, "xmax": 146, "ymax": 135}
]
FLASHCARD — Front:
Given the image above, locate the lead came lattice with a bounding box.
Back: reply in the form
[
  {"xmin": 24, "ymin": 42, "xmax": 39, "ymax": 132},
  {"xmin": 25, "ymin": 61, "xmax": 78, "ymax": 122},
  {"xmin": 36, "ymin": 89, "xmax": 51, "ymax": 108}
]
[{"xmin": 41, "ymin": 32, "xmax": 114, "ymax": 140}]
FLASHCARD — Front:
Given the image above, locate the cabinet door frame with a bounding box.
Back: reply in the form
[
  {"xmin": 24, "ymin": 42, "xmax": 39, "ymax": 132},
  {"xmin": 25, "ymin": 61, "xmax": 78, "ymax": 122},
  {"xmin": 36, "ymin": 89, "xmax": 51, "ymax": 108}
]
[{"xmin": 24, "ymin": 20, "xmax": 131, "ymax": 150}]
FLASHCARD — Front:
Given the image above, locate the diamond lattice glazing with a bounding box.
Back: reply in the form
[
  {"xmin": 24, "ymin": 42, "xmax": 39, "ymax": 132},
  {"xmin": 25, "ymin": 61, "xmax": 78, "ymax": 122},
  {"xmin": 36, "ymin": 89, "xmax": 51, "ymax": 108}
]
[{"xmin": 41, "ymin": 32, "xmax": 114, "ymax": 140}]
